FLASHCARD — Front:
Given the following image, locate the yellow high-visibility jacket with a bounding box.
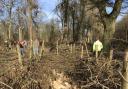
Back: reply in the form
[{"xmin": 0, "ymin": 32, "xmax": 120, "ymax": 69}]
[{"xmin": 93, "ymin": 40, "xmax": 103, "ymax": 52}]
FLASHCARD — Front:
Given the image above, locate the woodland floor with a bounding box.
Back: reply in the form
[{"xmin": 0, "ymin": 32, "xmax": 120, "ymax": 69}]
[{"xmin": 0, "ymin": 44, "xmax": 123, "ymax": 89}]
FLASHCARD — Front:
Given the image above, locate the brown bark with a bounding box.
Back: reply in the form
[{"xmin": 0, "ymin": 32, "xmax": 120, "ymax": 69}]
[
  {"xmin": 103, "ymin": 20, "xmax": 115, "ymax": 50},
  {"xmin": 28, "ymin": 2, "xmax": 33, "ymax": 59}
]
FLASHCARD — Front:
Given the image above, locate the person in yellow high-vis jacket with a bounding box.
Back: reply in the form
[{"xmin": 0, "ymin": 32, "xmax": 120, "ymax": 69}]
[
  {"xmin": 93, "ymin": 40, "xmax": 103, "ymax": 52},
  {"xmin": 93, "ymin": 39, "xmax": 103, "ymax": 58}
]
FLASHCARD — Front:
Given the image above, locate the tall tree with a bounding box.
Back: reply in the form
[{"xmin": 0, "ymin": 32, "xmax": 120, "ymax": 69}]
[
  {"xmin": 56, "ymin": 0, "xmax": 87, "ymax": 42},
  {"xmin": 56, "ymin": 0, "xmax": 126, "ymax": 49},
  {"xmin": 89, "ymin": 0, "xmax": 123, "ymax": 50},
  {"xmin": 27, "ymin": 0, "xmax": 38, "ymax": 59}
]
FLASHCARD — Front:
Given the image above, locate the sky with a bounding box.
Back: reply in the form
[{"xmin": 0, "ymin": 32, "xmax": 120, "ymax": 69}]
[
  {"xmin": 106, "ymin": 7, "xmax": 123, "ymax": 22},
  {"xmin": 38, "ymin": 0, "xmax": 58, "ymax": 22}
]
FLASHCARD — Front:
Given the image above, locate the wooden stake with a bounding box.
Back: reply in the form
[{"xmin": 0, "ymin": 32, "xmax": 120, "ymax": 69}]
[
  {"xmin": 73, "ymin": 44, "xmax": 75, "ymax": 52},
  {"xmin": 8, "ymin": 23, "xmax": 11, "ymax": 40},
  {"xmin": 70, "ymin": 44, "xmax": 73, "ymax": 53},
  {"xmin": 19, "ymin": 27, "xmax": 22, "ymax": 41},
  {"xmin": 80, "ymin": 45, "xmax": 83, "ymax": 59},
  {"xmin": 122, "ymin": 50, "xmax": 128, "ymax": 89},
  {"xmin": 67, "ymin": 44, "xmax": 69, "ymax": 47},
  {"xmin": 42, "ymin": 40, "xmax": 45, "ymax": 51},
  {"xmin": 109, "ymin": 49, "xmax": 113, "ymax": 61},
  {"xmin": 29, "ymin": 40, "xmax": 33, "ymax": 59},
  {"xmin": 17, "ymin": 45, "xmax": 23, "ymax": 67},
  {"xmin": 56, "ymin": 40, "xmax": 59, "ymax": 55},
  {"xmin": 84, "ymin": 42, "xmax": 89, "ymax": 57}
]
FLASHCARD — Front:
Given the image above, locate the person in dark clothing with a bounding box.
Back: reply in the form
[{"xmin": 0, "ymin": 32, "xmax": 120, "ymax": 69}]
[{"xmin": 18, "ymin": 41, "xmax": 24, "ymax": 56}]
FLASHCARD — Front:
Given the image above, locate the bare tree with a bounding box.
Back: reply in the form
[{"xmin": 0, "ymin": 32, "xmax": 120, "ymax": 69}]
[
  {"xmin": 88, "ymin": 0, "xmax": 123, "ymax": 50},
  {"xmin": 26, "ymin": 0, "xmax": 38, "ymax": 59}
]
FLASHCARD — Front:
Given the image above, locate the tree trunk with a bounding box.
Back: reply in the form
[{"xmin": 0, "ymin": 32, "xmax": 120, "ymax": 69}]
[
  {"xmin": 103, "ymin": 20, "xmax": 115, "ymax": 51},
  {"xmin": 64, "ymin": 0, "xmax": 68, "ymax": 26},
  {"xmin": 28, "ymin": 6, "xmax": 33, "ymax": 59}
]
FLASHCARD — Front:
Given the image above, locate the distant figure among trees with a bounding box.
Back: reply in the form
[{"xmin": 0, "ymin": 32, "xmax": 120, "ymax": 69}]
[
  {"xmin": 33, "ymin": 38, "xmax": 39, "ymax": 57},
  {"xmin": 18, "ymin": 40, "xmax": 25, "ymax": 56},
  {"xmin": 93, "ymin": 38, "xmax": 103, "ymax": 58}
]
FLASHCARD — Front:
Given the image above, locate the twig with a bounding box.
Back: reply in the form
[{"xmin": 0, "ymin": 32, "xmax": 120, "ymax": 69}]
[
  {"xmin": 0, "ymin": 81, "xmax": 13, "ymax": 89},
  {"xmin": 87, "ymin": 65, "xmax": 93, "ymax": 80},
  {"xmin": 21, "ymin": 81, "xmax": 31, "ymax": 89},
  {"xmin": 81, "ymin": 81, "xmax": 96, "ymax": 88},
  {"xmin": 30, "ymin": 78, "xmax": 38, "ymax": 83},
  {"xmin": 95, "ymin": 76, "xmax": 109, "ymax": 89},
  {"xmin": 106, "ymin": 38, "xmax": 128, "ymax": 43},
  {"xmin": 21, "ymin": 78, "xmax": 39, "ymax": 89},
  {"xmin": 97, "ymin": 82, "xmax": 109, "ymax": 89},
  {"xmin": 118, "ymin": 70, "xmax": 128, "ymax": 83}
]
